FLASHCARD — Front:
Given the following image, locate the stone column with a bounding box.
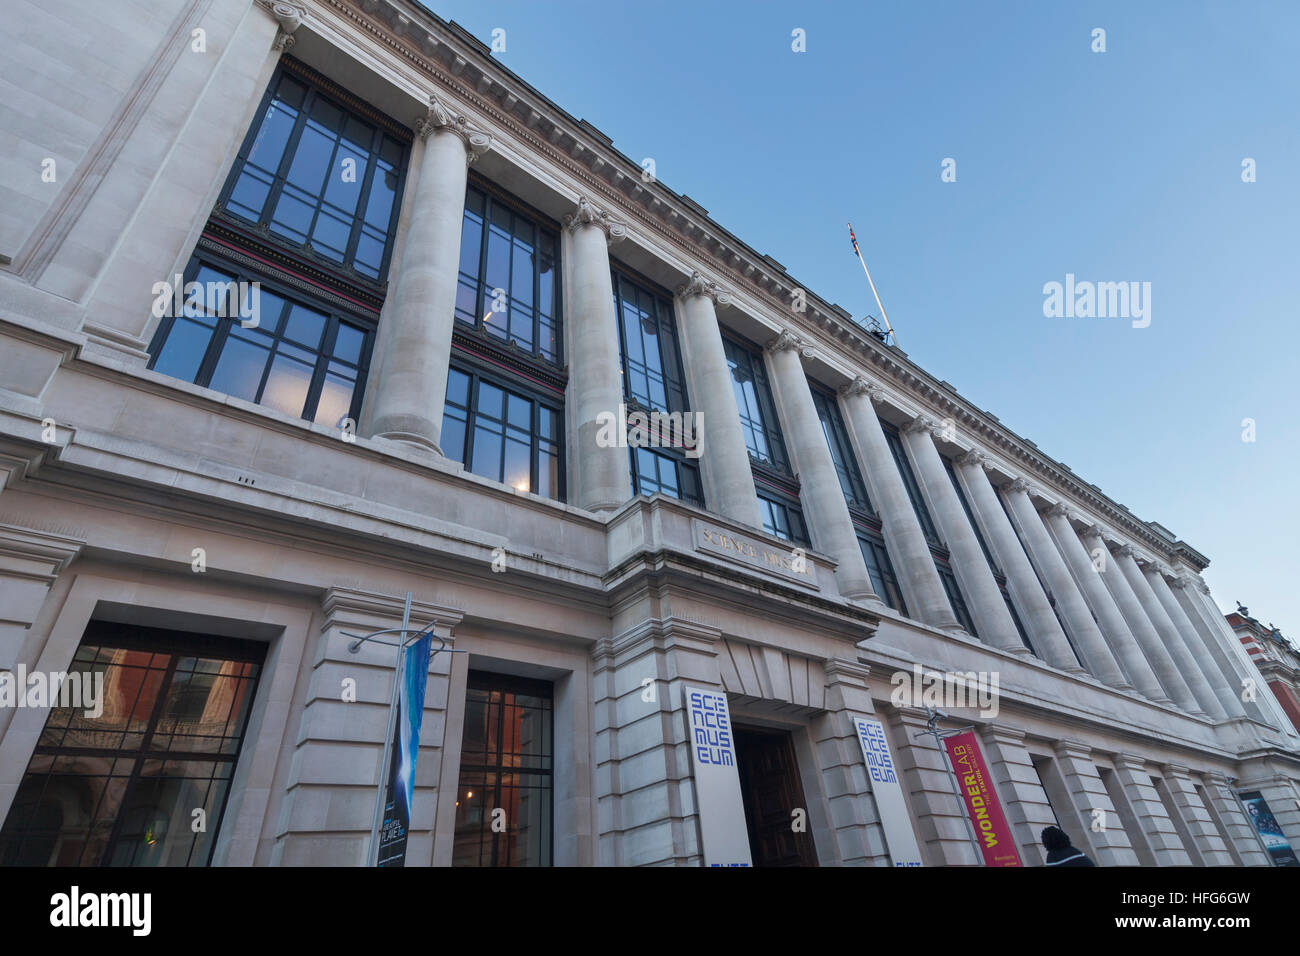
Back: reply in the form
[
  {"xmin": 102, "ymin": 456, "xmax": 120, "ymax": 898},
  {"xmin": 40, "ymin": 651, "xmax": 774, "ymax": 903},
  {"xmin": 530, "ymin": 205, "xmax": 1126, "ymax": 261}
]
[
  {"xmin": 564, "ymin": 198, "xmax": 631, "ymax": 512},
  {"xmin": 1042, "ymin": 505, "xmax": 1167, "ymax": 702},
  {"xmin": 839, "ymin": 381, "xmax": 959, "ymax": 632},
  {"xmin": 764, "ymin": 331, "xmax": 877, "ymax": 601},
  {"xmin": 955, "ymin": 455, "xmax": 1081, "ymax": 671},
  {"xmin": 368, "ymin": 94, "xmax": 489, "ymax": 453},
  {"xmin": 1110, "ymin": 755, "xmax": 1193, "ymax": 865},
  {"xmin": 900, "ymin": 417, "xmax": 1023, "ymax": 653},
  {"xmin": 674, "ymin": 272, "xmax": 761, "ymax": 527},
  {"xmin": 1002, "ymin": 481, "xmax": 1128, "ymax": 688},
  {"xmin": 1146, "ymin": 569, "xmax": 1246, "ymax": 718},
  {"xmin": 1084, "ymin": 530, "xmax": 1199, "ymax": 714},
  {"xmin": 1116, "ymin": 551, "xmax": 1226, "ymax": 720}
]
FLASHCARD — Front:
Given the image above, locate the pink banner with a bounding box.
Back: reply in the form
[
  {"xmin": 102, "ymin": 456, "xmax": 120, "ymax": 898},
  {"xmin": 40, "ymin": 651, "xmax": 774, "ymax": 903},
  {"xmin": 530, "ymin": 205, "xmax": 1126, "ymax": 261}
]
[{"xmin": 943, "ymin": 731, "xmax": 1021, "ymax": 867}]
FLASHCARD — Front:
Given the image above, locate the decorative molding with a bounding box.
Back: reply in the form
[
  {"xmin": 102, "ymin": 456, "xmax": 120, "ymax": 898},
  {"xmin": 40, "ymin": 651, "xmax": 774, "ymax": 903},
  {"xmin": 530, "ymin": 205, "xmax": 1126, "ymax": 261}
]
[
  {"xmin": 956, "ymin": 448, "xmax": 986, "ymax": 468},
  {"xmin": 1045, "ymin": 502, "xmax": 1071, "ymax": 519},
  {"xmin": 1116, "ymin": 544, "xmax": 1136, "ymax": 558},
  {"xmin": 677, "ymin": 270, "xmax": 731, "ymax": 305},
  {"xmin": 1007, "ymin": 477, "xmax": 1033, "ymax": 495},
  {"xmin": 765, "ymin": 328, "xmax": 814, "ymax": 358},
  {"xmin": 415, "ymin": 92, "xmax": 492, "ymax": 163},
  {"xmin": 264, "ymin": 0, "xmax": 307, "ymax": 49},
  {"xmin": 901, "ymin": 415, "xmax": 935, "ymax": 437},
  {"xmin": 562, "ymin": 196, "xmax": 626, "ymax": 242}
]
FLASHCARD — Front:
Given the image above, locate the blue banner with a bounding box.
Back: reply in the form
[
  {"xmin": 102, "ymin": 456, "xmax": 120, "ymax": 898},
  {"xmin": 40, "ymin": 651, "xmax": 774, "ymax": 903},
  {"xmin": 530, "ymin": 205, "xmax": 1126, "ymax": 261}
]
[{"xmin": 377, "ymin": 631, "xmax": 432, "ymax": 867}]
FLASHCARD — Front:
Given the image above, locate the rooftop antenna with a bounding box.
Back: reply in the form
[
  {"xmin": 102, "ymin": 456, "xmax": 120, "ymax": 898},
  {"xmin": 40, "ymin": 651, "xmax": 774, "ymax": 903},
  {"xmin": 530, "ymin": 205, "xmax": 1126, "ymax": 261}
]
[{"xmin": 848, "ymin": 222, "xmax": 899, "ymax": 347}]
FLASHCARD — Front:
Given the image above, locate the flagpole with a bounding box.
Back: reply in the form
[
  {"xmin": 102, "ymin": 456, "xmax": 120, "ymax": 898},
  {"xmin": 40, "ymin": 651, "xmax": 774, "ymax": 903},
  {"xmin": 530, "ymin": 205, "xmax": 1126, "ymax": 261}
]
[{"xmin": 848, "ymin": 222, "xmax": 899, "ymax": 347}]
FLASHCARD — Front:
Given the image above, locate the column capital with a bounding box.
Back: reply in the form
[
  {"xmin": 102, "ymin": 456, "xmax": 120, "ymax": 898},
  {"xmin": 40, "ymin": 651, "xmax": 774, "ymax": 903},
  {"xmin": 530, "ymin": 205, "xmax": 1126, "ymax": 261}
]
[
  {"xmin": 677, "ymin": 269, "xmax": 731, "ymax": 305},
  {"xmin": 1045, "ymin": 501, "xmax": 1071, "ymax": 519},
  {"xmin": 902, "ymin": 414, "xmax": 936, "ymax": 437},
  {"xmin": 1115, "ymin": 543, "xmax": 1136, "ymax": 559},
  {"xmin": 259, "ymin": 0, "xmax": 306, "ymax": 49},
  {"xmin": 1081, "ymin": 523, "xmax": 1107, "ymax": 542},
  {"xmin": 563, "ymin": 196, "xmax": 627, "ymax": 242},
  {"xmin": 956, "ymin": 448, "xmax": 986, "ymax": 468},
  {"xmin": 1006, "ymin": 477, "xmax": 1034, "ymax": 495},
  {"xmin": 839, "ymin": 376, "xmax": 886, "ymax": 405},
  {"xmin": 765, "ymin": 328, "xmax": 814, "ymax": 358},
  {"xmin": 1053, "ymin": 738, "xmax": 1093, "ymax": 759},
  {"xmin": 415, "ymin": 93, "xmax": 492, "ymax": 162}
]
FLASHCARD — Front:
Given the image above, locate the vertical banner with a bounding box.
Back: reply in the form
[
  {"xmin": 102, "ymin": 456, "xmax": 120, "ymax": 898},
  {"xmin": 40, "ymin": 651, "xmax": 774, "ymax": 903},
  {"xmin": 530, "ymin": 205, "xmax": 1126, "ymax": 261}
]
[
  {"xmin": 942, "ymin": 731, "xmax": 1021, "ymax": 867},
  {"xmin": 852, "ymin": 716, "xmax": 923, "ymax": 866},
  {"xmin": 1238, "ymin": 791, "xmax": 1300, "ymax": 866},
  {"xmin": 682, "ymin": 685, "xmax": 752, "ymax": 867},
  {"xmin": 377, "ymin": 632, "xmax": 432, "ymax": 867}
]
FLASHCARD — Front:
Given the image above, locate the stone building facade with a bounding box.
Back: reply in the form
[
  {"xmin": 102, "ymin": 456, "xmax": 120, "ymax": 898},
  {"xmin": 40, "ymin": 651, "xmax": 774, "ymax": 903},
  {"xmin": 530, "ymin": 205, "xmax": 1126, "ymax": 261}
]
[{"xmin": 0, "ymin": 0, "xmax": 1297, "ymax": 867}]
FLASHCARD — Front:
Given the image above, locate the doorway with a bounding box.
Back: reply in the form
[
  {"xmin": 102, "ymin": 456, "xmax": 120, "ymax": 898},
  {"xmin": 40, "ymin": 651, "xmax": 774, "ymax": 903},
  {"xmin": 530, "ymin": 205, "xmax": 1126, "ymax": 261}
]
[{"xmin": 734, "ymin": 725, "xmax": 818, "ymax": 866}]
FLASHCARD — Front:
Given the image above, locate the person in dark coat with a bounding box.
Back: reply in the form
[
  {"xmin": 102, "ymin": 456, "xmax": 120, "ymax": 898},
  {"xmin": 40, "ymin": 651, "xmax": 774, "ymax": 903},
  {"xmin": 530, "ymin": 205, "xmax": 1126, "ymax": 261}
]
[{"xmin": 1041, "ymin": 825, "xmax": 1096, "ymax": 866}]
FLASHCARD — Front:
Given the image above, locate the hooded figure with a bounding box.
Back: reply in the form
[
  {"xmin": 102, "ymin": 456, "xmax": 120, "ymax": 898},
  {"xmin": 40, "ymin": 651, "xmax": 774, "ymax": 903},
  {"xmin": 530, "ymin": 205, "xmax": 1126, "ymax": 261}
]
[{"xmin": 1041, "ymin": 825, "xmax": 1096, "ymax": 867}]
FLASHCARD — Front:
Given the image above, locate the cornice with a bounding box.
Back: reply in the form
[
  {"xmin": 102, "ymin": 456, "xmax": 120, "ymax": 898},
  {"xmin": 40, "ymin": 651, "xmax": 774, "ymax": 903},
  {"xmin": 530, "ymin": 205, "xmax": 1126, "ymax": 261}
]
[{"xmin": 327, "ymin": 0, "xmax": 1210, "ymax": 572}]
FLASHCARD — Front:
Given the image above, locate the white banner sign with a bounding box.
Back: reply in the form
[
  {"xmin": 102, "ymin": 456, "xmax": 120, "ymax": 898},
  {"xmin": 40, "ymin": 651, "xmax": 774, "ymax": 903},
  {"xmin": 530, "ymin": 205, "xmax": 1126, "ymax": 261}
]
[
  {"xmin": 683, "ymin": 685, "xmax": 752, "ymax": 867},
  {"xmin": 853, "ymin": 716, "xmax": 923, "ymax": 867}
]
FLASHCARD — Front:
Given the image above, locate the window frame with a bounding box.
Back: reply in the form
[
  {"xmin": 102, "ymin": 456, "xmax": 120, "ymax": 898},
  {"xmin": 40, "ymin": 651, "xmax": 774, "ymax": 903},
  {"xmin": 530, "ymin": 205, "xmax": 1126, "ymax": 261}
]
[
  {"xmin": 855, "ymin": 523, "xmax": 908, "ymax": 614},
  {"xmin": 722, "ymin": 333, "xmax": 792, "ymax": 476},
  {"xmin": 810, "ymin": 384, "xmax": 872, "ymax": 513},
  {"xmin": 145, "ymin": 252, "xmax": 376, "ymax": 428},
  {"xmin": 454, "ymin": 177, "xmax": 564, "ymax": 368},
  {"xmin": 441, "ymin": 354, "xmax": 566, "ymax": 502},
  {"xmin": 215, "ymin": 58, "xmax": 411, "ymax": 287}
]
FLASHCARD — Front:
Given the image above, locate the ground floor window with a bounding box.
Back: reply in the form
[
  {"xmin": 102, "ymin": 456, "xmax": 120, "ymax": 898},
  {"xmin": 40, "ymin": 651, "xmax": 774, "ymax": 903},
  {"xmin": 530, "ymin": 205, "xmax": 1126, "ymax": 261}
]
[
  {"xmin": 452, "ymin": 672, "xmax": 553, "ymax": 866},
  {"xmin": 0, "ymin": 622, "xmax": 264, "ymax": 867}
]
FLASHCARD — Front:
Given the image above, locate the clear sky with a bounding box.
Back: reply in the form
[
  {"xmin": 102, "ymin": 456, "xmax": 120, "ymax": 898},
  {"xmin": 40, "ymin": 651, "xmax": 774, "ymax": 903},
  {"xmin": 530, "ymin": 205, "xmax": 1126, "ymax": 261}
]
[{"xmin": 420, "ymin": 0, "xmax": 1300, "ymax": 633}]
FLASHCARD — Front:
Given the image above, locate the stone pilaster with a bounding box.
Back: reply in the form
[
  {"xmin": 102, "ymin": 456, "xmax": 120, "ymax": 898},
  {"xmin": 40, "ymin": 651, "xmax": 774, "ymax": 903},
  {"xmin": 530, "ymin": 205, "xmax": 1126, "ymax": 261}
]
[
  {"xmin": 891, "ymin": 710, "xmax": 981, "ymax": 865},
  {"xmin": 900, "ymin": 417, "xmax": 1023, "ymax": 653},
  {"xmin": 764, "ymin": 332, "xmax": 876, "ymax": 601},
  {"xmin": 1159, "ymin": 765, "xmax": 1237, "ymax": 865},
  {"xmin": 674, "ymin": 272, "xmax": 761, "ymax": 527},
  {"xmin": 839, "ymin": 381, "xmax": 960, "ymax": 632},
  {"xmin": 563, "ymin": 197, "xmax": 631, "ymax": 512},
  {"xmin": 0, "ymin": 522, "xmax": 83, "ymax": 675},
  {"xmin": 367, "ymin": 94, "xmax": 490, "ymax": 452},
  {"xmin": 1051, "ymin": 741, "xmax": 1141, "ymax": 866},
  {"xmin": 1043, "ymin": 505, "xmax": 1167, "ymax": 702},
  {"xmin": 980, "ymin": 725, "xmax": 1057, "ymax": 865},
  {"xmin": 1110, "ymin": 754, "xmax": 1193, "ymax": 866},
  {"xmin": 269, "ymin": 588, "xmax": 462, "ymax": 866},
  {"xmin": 956, "ymin": 457, "xmax": 1081, "ymax": 671}
]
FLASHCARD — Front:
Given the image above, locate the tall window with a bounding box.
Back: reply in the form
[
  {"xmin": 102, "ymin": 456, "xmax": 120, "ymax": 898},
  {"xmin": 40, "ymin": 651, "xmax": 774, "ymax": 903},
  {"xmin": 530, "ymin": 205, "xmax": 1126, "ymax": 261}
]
[
  {"xmin": 613, "ymin": 269, "xmax": 701, "ymax": 504},
  {"xmin": 442, "ymin": 364, "xmax": 563, "ymax": 500},
  {"xmin": 0, "ymin": 623, "xmax": 264, "ymax": 867},
  {"xmin": 220, "ymin": 62, "xmax": 408, "ymax": 282},
  {"xmin": 858, "ymin": 529, "xmax": 908, "ymax": 613},
  {"xmin": 811, "ymin": 386, "xmax": 871, "ymax": 513},
  {"xmin": 453, "ymin": 672, "xmax": 553, "ymax": 867},
  {"xmin": 723, "ymin": 336, "xmax": 791, "ymax": 474},
  {"xmin": 883, "ymin": 425, "xmax": 942, "ymax": 547},
  {"xmin": 148, "ymin": 259, "xmax": 372, "ymax": 428},
  {"xmin": 937, "ymin": 563, "xmax": 978, "ymax": 635},
  {"xmin": 455, "ymin": 184, "xmax": 560, "ymax": 364},
  {"xmin": 757, "ymin": 490, "xmax": 810, "ymax": 545}
]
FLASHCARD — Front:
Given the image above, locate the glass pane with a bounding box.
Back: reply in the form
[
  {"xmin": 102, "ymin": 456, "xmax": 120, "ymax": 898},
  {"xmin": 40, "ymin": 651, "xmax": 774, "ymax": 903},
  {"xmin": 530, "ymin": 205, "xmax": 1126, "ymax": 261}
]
[
  {"xmin": 246, "ymin": 102, "xmax": 296, "ymax": 173},
  {"xmin": 313, "ymin": 372, "xmax": 355, "ymax": 429},
  {"xmin": 209, "ymin": 333, "xmax": 270, "ymax": 403},
  {"xmin": 476, "ymin": 382, "xmax": 504, "ymax": 420},
  {"xmin": 471, "ymin": 425, "xmax": 503, "ymax": 481},
  {"xmin": 283, "ymin": 304, "xmax": 326, "ymax": 348},
  {"xmin": 504, "ymin": 438, "xmax": 530, "ymax": 492},
  {"xmin": 459, "ymin": 213, "xmax": 483, "ymax": 277},
  {"xmin": 285, "ymin": 125, "xmax": 334, "ymax": 196},
  {"xmin": 260, "ymin": 352, "xmax": 314, "ymax": 417},
  {"xmin": 227, "ymin": 170, "xmax": 272, "ymax": 221},
  {"xmin": 152, "ymin": 318, "xmax": 214, "ymax": 384},
  {"xmin": 332, "ymin": 323, "xmax": 365, "ymax": 365},
  {"xmin": 363, "ymin": 165, "xmax": 398, "ymax": 231},
  {"xmin": 269, "ymin": 190, "xmax": 313, "ymax": 243},
  {"xmin": 441, "ymin": 408, "xmax": 467, "ymax": 464},
  {"xmin": 323, "ymin": 144, "xmax": 367, "ymax": 214},
  {"xmin": 446, "ymin": 368, "xmax": 471, "ymax": 409}
]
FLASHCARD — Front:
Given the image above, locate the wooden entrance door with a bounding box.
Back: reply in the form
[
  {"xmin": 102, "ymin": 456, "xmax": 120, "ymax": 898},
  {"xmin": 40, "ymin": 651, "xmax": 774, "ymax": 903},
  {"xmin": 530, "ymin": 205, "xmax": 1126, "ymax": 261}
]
[{"xmin": 734, "ymin": 726, "xmax": 819, "ymax": 866}]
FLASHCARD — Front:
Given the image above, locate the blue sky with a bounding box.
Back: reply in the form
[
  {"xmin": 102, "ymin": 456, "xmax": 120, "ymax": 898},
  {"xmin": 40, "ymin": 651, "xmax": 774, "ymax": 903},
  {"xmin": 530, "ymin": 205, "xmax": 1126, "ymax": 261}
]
[{"xmin": 422, "ymin": 0, "xmax": 1300, "ymax": 633}]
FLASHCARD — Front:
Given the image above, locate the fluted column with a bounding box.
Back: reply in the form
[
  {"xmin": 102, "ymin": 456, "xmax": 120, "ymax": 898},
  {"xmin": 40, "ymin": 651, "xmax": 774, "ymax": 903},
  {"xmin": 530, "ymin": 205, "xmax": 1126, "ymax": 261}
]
[
  {"xmin": 1115, "ymin": 550, "xmax": 1226, "ymax": 720},
  {"xmin": 1146, "ymin": 568, "xmax": 1246, "ymax": 718},
  {"xmin": 564, "ymin": 198, "xmax": 631, "ymax": 512},
  {"xmin": 369, "ymin": 94, "xmax": 490, "ymax": 452},
  {"xmin": 955, "ymin": 454, "xmax": 1081, "ymax": 671},
  {"xmin": 1084, "ymin": 529, "xmax": 1199, "ymax": 713},
  {"xmin": 1002, "ymin": 481, "xmax": 1128, "ymax": 688},
  {"xmin": 674, "ymin": 272, "xmax": 761, "ymax": 527},
  {"xmin": 1043, "ymin": 505, "xmax": 1168, "ymax": 702},
  {"xmin": 839, "ymin": 381, "xmax": 960, "ymax": 632},
  {"xmin": 764, "ymin": 332, "xmax": 877, "ymax": 600},
  {"xmin": 900, "ymin": 417, "xmax": 1023, "ymax": 653}
]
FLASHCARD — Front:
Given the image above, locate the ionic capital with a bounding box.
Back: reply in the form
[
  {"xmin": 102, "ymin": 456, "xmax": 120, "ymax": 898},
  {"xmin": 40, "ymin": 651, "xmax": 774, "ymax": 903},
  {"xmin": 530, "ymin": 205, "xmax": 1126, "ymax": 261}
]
[
  {"xmin": 260, "ymin": 0, "xmax": 306, "ymax": 50},
  {"xmin": 902, "ymin": 415, "xmax": 936, "ymax": 437},
  {"xmin": 677, "ymin": 270, "xmax": 731, "ymax": 305},
  {"xmin": 956, "ymin": 448, "xmax": 986, "ymax": 469},
  {"xmin": 839, "ymin": 376, "xmax": 886, "ymax": 406},
  {"xmin": 1007, "ymin": 477, "xmax": 1034, "ymax": 496},
  {"xmin": 416, "ymin": 93, "xmax": 492, "ymax": 163},
  {"xmin": 1045, "ymin": 502, "xmax": 1072, "ymax": 519},
  {"xmin": 563, "ymin": 196, "xmax": 627, "ymax": 242},
  {"xmin": 1115, "ymin": 543, "xmax": 1136, "ymax": 559},
  {"xmin": 765, "ymin": 328, "xmax": 815, "ymax": 359}
]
